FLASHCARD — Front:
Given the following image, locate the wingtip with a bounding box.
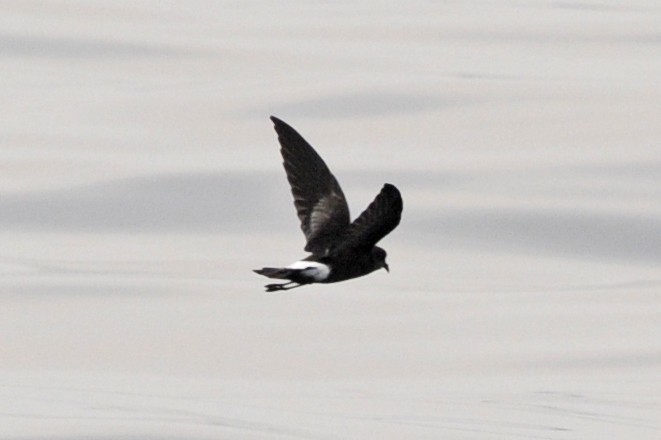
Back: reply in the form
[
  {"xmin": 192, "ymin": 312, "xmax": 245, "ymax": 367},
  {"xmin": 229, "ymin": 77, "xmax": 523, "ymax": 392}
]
[
  {"xmin": 270, "ymin": 115, "xmax": 284, "ymax": 126},
  {"xmin": 382, "ymin": 183, "xmax": 403, "ymax": 211},
  {"xmin": 270, "ymin": 116, "xmax": 293, "ymax": 136},
  {"xmin": 382, "ymin": 183, "xmax": 401, "ymax": 195}
]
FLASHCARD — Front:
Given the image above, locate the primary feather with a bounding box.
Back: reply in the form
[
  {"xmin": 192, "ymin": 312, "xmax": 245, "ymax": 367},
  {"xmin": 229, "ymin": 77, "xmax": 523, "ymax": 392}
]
[{"xmin": 271, "ymin": 116, "xmax": 350, "ymax": 256}]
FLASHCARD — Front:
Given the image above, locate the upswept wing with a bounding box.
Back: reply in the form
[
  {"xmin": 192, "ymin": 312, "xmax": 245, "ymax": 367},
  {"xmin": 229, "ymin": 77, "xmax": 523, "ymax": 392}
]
[
  {"xmin": 335, "ymin": 183, "xmax": 402, "ymax": 253},
  {"xmin": 270, "ymin": 116, "xmax": 351, "ymax": 255}
]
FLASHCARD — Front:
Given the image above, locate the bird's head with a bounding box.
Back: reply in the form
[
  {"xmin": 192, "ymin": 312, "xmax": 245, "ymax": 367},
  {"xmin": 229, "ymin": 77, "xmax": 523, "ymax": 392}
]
[{"xmin": 371, "ymin": 246, "xmax": 389, "ymax": 273}]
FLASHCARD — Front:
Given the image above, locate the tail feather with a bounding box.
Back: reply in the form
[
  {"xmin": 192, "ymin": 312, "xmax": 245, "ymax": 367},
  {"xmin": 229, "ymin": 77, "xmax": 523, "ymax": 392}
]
[{"xmin": 254, "ymin": 267, "xmax": 299, "ymax": 280}]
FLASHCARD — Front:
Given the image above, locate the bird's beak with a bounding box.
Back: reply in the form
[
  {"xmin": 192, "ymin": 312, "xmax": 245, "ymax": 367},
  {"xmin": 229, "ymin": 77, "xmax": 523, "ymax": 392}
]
[{"xmin": 383, "ymin": 262, "xmax": 390, "ymax": 273}]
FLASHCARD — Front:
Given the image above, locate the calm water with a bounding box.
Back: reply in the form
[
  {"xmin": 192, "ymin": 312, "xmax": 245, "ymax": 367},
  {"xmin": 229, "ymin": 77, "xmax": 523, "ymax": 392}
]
[{"xmin": 1, "ymin": 1, "xmax": 660, "ymax": 438}]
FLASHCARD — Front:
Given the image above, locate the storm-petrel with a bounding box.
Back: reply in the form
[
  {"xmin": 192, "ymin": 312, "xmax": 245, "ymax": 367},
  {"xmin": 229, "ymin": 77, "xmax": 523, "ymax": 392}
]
[{"xmin": 254, "ymin": 116, "xmax": 403, "ymax": 292}]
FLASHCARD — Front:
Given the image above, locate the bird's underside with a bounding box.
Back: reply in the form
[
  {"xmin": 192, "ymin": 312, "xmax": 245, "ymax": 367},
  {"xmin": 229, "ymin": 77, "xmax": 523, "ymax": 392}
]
[{"xmin": 254, "ymin": 116, "xmax": 403, "ymax": 292}]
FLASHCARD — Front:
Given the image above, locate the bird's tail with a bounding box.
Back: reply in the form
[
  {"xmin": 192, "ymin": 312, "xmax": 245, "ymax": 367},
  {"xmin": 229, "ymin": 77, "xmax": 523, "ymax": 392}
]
[{"xmin": 253, "ymin": 267, "xmax": 300, "ymax": 280}]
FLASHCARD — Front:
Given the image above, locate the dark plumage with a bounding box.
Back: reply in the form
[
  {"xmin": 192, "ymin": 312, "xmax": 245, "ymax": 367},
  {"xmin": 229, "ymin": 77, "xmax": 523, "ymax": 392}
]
[{"xmin": 254, "ymin": 116, "xmax": 403, "ymax": 292}]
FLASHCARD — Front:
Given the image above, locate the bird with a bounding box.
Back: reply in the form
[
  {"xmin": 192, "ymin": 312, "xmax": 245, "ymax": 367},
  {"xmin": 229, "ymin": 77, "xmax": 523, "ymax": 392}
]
[{"xmin": 254, "ymin": 116, "xmax": 403, "ymax": 292}]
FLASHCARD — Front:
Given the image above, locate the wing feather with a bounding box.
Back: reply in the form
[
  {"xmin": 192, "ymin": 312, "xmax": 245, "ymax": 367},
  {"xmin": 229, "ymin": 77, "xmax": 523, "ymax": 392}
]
[
  {"xmin": 270, "ymin": 116, "xmax": 351, "ymax": 255},
  {"xmin": 334, "ymin": 183, "xmax": 402, "ymax": 253}
]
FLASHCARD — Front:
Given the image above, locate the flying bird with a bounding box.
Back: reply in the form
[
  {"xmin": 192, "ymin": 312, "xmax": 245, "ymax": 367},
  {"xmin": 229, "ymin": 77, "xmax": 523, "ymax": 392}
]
[{"xmin": 254, "ymin": 116, "xmax": 403, "ymax": 292}]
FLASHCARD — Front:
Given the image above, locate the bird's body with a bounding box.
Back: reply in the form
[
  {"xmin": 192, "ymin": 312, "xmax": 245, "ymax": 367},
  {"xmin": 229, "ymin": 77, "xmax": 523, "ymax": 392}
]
[{"xmin": 254, "ymin": 117, "xmax": 403, "ymax": 292}]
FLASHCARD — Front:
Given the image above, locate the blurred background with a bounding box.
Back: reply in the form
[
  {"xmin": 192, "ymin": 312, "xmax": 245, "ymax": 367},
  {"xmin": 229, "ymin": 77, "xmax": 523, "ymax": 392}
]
[{"xmin": 1, "ymin": 1, "xmax": 660, "ymax": 438}]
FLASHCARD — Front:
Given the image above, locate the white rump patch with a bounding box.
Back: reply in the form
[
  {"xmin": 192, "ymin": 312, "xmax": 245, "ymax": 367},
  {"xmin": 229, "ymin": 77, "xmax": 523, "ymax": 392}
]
[{"xmin": 287, "ymin": 261, "xmax": 331, "ymax": 281}]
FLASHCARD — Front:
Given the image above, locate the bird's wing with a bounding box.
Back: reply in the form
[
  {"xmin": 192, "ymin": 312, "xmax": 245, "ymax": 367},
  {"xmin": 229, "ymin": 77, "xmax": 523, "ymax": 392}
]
[
  {"xmin": 271, "ymin": 116, "xmax": 351, "ymax": 256},
  {"xmin": 335, "ymin": 183, "xmax": 402, "ymax": 253}
]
